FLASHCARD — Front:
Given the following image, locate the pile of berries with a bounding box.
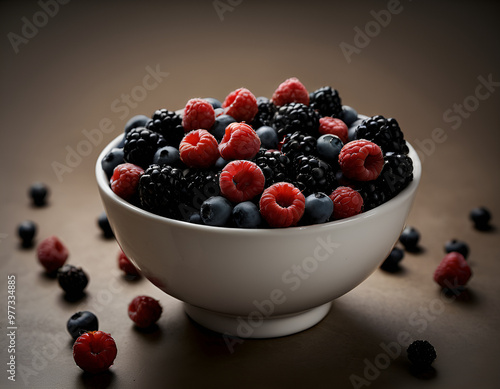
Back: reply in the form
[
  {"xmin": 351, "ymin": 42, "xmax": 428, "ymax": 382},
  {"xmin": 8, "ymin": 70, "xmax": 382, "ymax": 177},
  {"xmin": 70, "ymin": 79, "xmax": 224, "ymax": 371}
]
[{"xmin": 103, "ymin": 77, "xmax": 414, "ymax": 228}]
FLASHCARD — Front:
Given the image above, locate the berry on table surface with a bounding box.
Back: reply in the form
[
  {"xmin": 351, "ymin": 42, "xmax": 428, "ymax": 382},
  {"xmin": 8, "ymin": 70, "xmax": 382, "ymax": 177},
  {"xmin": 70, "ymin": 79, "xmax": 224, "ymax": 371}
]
[
  {"xmin": 219, "ymin": 160, "xmax": 265, "ymax": 203},
  {"xmin": 200, "ymin": 196, "xmax": 233, "ymax": 226},
  {"xmin": 57, "ymin": 264, "xmax": 89, "ymax": 297},
  {"xmin": 128, "ymin": 295, "xmax": 163, "ymax": 328},
  {"xmin": 329, "ymin": 186, "xmax": 363, "ymax": 220},
  {"xmin": 110, "ymin": 163, "xmax": 144, "ymax": 201},
  {"xmin": 309, "ymin": 86, "xmax": 343, "ymax": 118},
  {"xmin": 259, "ymin": 182, "xmax": 305, "ymax": 228},
  {"xmin": 67, "ymin": 311, "xmax": 99, "ymax": 340},
  {"xmin": 271, "ymin": 77, "xmax": 309, "ymax": 107},
  {"xmin": 179, "ymin": 129, "xmax": 219, "ymax": 168},
  {"xmin": 97, "ymin": 212, "xmax": 114, "ymax": 238},
  {"xmin": 222, "ymin": 87, "xmax": 258, "ymax": 122},
  {"xmin": 444, "ymin": 239, "xmax": 469, "ymax": 259},
  {"xmin": 399, "ymin": 226, "xmax": 420, "ymax": 252},
  {"xmin": 37, "ymin": 236, "xmax": 69, "ymax": 273},
  {"xmin": 433, "ymin": 252, "xmax": 472, "ymax": 290},
  {"xmin": 338, "ymin": 140, "xmax": 384, "ymax": 181},
  {"xmin": 380, "ymin": 247, "xmax": 404, "ymax": 272},
  {"xmin": 318, "ymin": 117, "xmax": 348, "ymax": 144},
  {"xmin": 218, "ymin": 122, "xmax": 261, "ymax": 160},
  {"xmin": 469, "ymin": 206, "xmax": 492, "ymax": 230},
  {"xmin": 406, "ymin": 340, "xmax": 437, "ymax": 369},
  {"xmin": 73, "ymin": 331, "xmax": 117, "ymax": 374},
  {"xmin": 182, "ymin": 98, "xmax": 216, "ymax": 132},
  {"xmin": 232, "ymin": 201, "xmax": 262, "ymax": 228},
  {"xmin": 18, "ymin": 220, "xmax": 37, "ymax": 248},
  {"xmin": 302, "ymin": 192, "xmax": 334, "ymax": 225},
  {"xmin": 118, "ymin": 250, "xmax": 140, "ymax": 277},
  {"xmin": 29, "ymin": 182, "xmax": 49, "ymax": 206}
]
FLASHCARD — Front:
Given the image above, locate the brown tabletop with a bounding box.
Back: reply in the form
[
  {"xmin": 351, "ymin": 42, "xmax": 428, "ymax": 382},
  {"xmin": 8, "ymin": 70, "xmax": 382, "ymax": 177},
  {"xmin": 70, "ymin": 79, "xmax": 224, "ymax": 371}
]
[{"xmin": 1, "ymin": 1, "xmax": 500, "ymax": 388}]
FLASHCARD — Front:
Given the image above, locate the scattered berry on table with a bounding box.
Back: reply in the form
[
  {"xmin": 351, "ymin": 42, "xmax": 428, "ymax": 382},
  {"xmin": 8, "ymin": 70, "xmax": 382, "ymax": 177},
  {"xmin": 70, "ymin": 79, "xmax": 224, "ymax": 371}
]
[
  {"xmin": 37, "ymin": 236, "xmax": 69, "ymax": 273},
  {"xmin": 271, "ymin": 77, "xmax": 309, "ymax": 107},
  {"xmin": 380, "ymin": 247, "xmax": 404, "ymax": 272},
  {"xmin": 329, "ymin": 186, "xmax": 363, "ymax": 220},
  {"xmin": 57, "ymin": 264, "xmax": 89, "ymax": 297},
  {"xmin": 222, "ymin": 87, "xmax": 258, "ymax": 122},
  {"xmin": 406, "ymin": 340, "xmax": 437, "ymax": 369},
  {"xmin": 110, "ymin": 163, "xmax": 144, "ymax": 201},
  {"xmin": 232, "ymin": 201, "xmax": 262, "ymax": 228},
  {"xmin": 255, "ymin": 125, "xmax": 279, "ymax": 149},
  {"xmin": 29, "ymin": 182, "xmax": 49, "ymax": 206},
  {"xmin": 200, "ymin": 196, "xmax": 233, "ymax": 226},
  {"xmin": 128, "ymin": 295, "xmax": 163, "ymax": 328},
  {"xmin": 97, "ymin": 212, "xmax": 114, "ymax": 238},
  {"xmin": 338, "ymin": 140, "xmax": 384, "ymax": 181},
  {"xmin": 252, "ymin": 149, "xmax": 291, "ymax": 188},
  {"xmin": 399, "ymin": 226, "xmax": 420, "ymax": 252},
  {"xmin": 309, "ymin": 86, "xmax": 342, "ymax": 118},
  {"xmin": 146, "ymin": 109, "xmax": 185, "ymax": 148},
  {"xmin": 316, "ymin": 134, "xmax": 344, "ymax": 164},
  {"xmin": 259, "ymin": 182, "xmax": 305, "ymax": 228},
  {"xmin": 219, "ymin": 160, "xmax": 265, "ymax": 203},
  {"xmin": 118, "ymin": 250, "xmax": 141, "ymax": 277},
  {"xmin": 444, "ymin": 239, "xmax": 469, "ymax": 259},
  {"xmin": 433, "ymin": 252, "xmax": 472, "ymax": 290},
  {"xmin": 210, "ymin": 114, "xmax": 236, "ymax": 142},
  {"xmin": 302, "ymin": 192, "xmax": 334, "ymax": 225},
  {"xmin": 73, "ymin": 331, "xmax": 117, "ymax": 374},
  {"xmin": 179, "ymin": 129, "xmax": 219, "ymax": 168},
  {"xmin": 182, "ymin": 98, "xmax": 216, "ymax": 132},
  {"xmin": 67, "ymin": 311, "xmax": 99, "ymax": 340},
  {"xmin": 18, "ymin": 220, "xmax": 37, "ymax": 248},
  {"xmin": 218, "ymin": 122, "xmax": 261, "ymax": 160},
  {"xmin": 355, "ymin": 115, "xmax": 409, "ymax": 154},
  {"xmin": 273, "ymin": 102, "xmax": 320, "ymax": 138},
  {"xmin": 123, "ymin": 127, "xmax": 167, "ymax": 169},
  {"xmin": 341, "ymin": 105, "xmax": 358, "ymax": 126},
  {"xmin": 101, "ymin": 147, "xmax": 125, "ymax": 180},
  {"xmin": 318, "ymin": 117, "xmax": 348, "ymax": 143},
  {"xmin": 469, "ymin": 206, "xmax": 492, "ymax": 231},
  {"xmin": 251, "ymin": 96, "xmax": 276, "ymax": 129}
]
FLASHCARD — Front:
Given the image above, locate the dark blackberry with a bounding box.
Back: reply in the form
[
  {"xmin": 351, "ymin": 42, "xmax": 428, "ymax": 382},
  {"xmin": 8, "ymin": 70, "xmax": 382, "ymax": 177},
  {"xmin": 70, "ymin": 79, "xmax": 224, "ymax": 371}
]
[
  {"xmin": 380, "ymin": 152, "xmax": 413, "ymax": 197},
  {"xmin": 273, "ymin": 102, "xmax": 320, "ymax": 138},
  {"xmin": 407, "ymin": 340, "xmax": 437, "ymax": 368},
  {"xmin": 251, "ymin": 97, "xmax": 277, "ymax": 129},
  {"xmin": 309, "ymin": 86, "xmax": 343, "ymax": 118},
  {"xmin": 123, "ymin": 128, "xmax": 167, "ymax": 169},
  {"xmin": 355, "ymin": 115, "xmax": 409, "ymax": 154},
  {"xmin": 290, "ymin": 154, "xmax": 337, "ymax": 196},
  {"xmin": 280, "ymin": 131, "xmax": 317, "ymax": 160},
  {"xmin": 146, "ymin": 109, "xmax": 185, "ymax": 148},
  {"xmin": 357, "ymin": 180, "xmax": 388, "ymax": 212},
  {"xmin": 180, "ymin": 168, "xmax": 221, "ymax": 220},
  {"xmin": 252, "ymin": 148, "xmax": 291, "ymax": 188},
  {"xmin": 138, "ymin": 164, "xmax": 186, "ymax": 219},
  {"xmin": 57, "ymin": 264, "xmax": 89, "ymax": 297}
]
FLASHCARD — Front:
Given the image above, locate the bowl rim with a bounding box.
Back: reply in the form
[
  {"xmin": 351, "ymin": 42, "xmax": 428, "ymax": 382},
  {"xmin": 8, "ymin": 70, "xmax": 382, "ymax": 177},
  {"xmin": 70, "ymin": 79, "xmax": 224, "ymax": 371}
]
[{"xmin": 96, "ymin": 133, "xmax": 421, "ymax": 236}]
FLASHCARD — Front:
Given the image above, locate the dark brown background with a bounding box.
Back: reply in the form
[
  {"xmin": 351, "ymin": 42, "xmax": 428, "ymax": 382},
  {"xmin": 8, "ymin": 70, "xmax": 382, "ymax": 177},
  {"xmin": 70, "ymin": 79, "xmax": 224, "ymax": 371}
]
[{"xmin": 1, "ymin": 0, "xmax": 500, "ymax": 388}]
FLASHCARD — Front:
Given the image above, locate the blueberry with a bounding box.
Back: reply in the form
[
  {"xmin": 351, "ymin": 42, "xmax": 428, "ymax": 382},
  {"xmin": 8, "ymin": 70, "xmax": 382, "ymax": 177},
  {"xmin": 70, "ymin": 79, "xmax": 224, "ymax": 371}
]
[
  {"xmin": 124, "ymin": 114, "xmax": 150, "ymax": 135},
  {"xmin": 200, "ymin": 196, "xmax": 233, "ymax": 226},
  {"xmin": 18, "ymin": 220, "xmax": 37, "ymax": 248},
  {"xmin": 215, "ymin": 156, "xmax": 229, "ymax": 170},
  {"xmin": 444, "ymin": 239, "xmax": 469, "ymax": 259},
  {"xmin": 399, "ymin": 226, "xmax": 420, "ymax": 251},
  {"xmin": 380, "ymin": 247, "xmax": 404, "ymax": 272},
  {"xmin": 153, "ymin": 145, "xmax": 180, "ymax": 166},
  {"xmin": 316, "ymin": 134, "xmax": 343, "ymax": 163},
  {"xmin": 232, "ymin": 201, "xmax": 262, "ymax": 228},
  {"xmin": 204, "ymin": 97, "xmax": 222, "ymax": 109},
  {"xmin": 101, "ymin": 147, "xmax": 124, "ymax": 180},
  {"xmin": 97, "ymin": 212, "xmax": 114, "ymax": 238},
  {"xmin": 341, "ymin": 105, "xmax": 358, "ymax": 126},
  {"xmin": 67, "ymin": 311, "xmax": 99, "ymax": 340},
  {"xmin": 29, "ymin": 182, "xmax": 49, "ymax": 206},
  {"xmin": 469, "ymin": 206, "xmax": 492, "ymax": 230},
  {"xmin": 57, "ymin": 264, "xmax": 89, "ymax": 297},
  {"xmin": 255, "ymin": 126, "xmax": 279, "ymax": 149},
  {"xmin": 188, "ymin": 212, "xmax": 203, "ymax": 224},
  {"xmin": 211, "ymin": 114, "xmax": 236, "ymax": 142},
  {"xmin": 303, "ymin": 192, "xmax": 334, "ymax": 225}
]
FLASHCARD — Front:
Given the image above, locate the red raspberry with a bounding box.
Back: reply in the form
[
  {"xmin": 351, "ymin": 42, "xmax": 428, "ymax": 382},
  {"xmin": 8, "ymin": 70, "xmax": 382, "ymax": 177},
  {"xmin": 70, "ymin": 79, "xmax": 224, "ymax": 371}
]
[
  {"xmin": 37, "ymin": 236, "xmax": 69, "ymax": 273},
  {"xmin": 338, "ymin": 140, "xmax": 384, "ymax": 181},
  {"xmin": 319, "ymin": 117, "xmax": 348, "ymax": 143},
  {"xmin": 329, "ymin": 186, "xmax": 364, "ymax": 220},
  {"xmin": 128, "ymin": 295, "xmax": 162, "ymax": 328},
  {"xmin": 73, "ymin": 331, "xmax": 117, "ymax": 374},
  {"xmin": 219, "ymin": 160, "xmax": 265, "ymax": 203},
  {"xmin": 271, "ymin": 77, "xmax": 309, "ymax": 107},
  {"xmin": 110, "ymin": 163, "xmax": 144, "ymax": 200},
  {"xmin": 182, "ymin": 98, "xmax": 216, "ymax": 132},
  {"xmin": 219, "ymin": 122, "xmax": 261, "ymax": 160},
  {"xmin": 118, "ymin": 250, "xmax": 140, "ymax": 277},
  {"xmin": 433, "ymin": 252, "xmax": 472, "ymax": 290},
  {"xmin": 222, "ymin": 87, "xmax": 258, "ymax": 122},
  {"xmin": 259, "ymin": 182, "xmax": 305, "ymax": 228},
  {"xmin": 179, "ymin": 129, "xmax": 219, "ymax": 168}
]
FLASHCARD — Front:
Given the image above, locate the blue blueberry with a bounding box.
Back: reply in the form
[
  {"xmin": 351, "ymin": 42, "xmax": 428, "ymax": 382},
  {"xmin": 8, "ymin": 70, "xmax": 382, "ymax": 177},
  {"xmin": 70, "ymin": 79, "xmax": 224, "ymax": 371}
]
[
  {"xmin": 469, "ymin": 206, "xmax": 492, "ymax": 230},
  {"xmin": 316, "ymin": 134, "xmax": 343, "ymax": 163},
  {"xmin": 200, "ymin": 196, "xmax": 233, "ymax": 226},
  {"xmin": 124, "ymin": 114, "xmax": 150, "ymax": 134},
  {"xmin": 29, "ymin": 182, "xmax": 49, "ymax": 206},
  {"xmin": 18, "ymin": 220, "xmax": 37, "ymax": 248},
  {"xmin": 101, "ymin": 147, "xmax": 125, "ymax": 180},
  {"xmin": 444, "ymin": 239, "xmax": 469, "ymax": 259},
  {"xmin": 67, "ymin": 311, "xmax": 99, "ymax": 340},
  {"xmin": 255, "ymin": 126, "xmax": 279, "ymax": 149},
  {"xmin": 204, "ymin": 97, "xmax": 222, "ymax": 109},
  {"xmin": 153, "ymin": 145, "xmax": 180, "ymax": 166},
  {"xmin": 232, "ymin": 201, "xmax": 262, "ymax": 228},
  {"xmin": 211, "ymin": 114, "xmax": 236, "ymax": 142},
  {"xmin": 341, "ymin": 105, "xmax": 358, "ymax": 126},
  {"xmin": 97, "ymin": 212, "xmax": 114, "ymax": 238},
  {"xmin": 380, "ymin": 247, "xmax": 404, "ymax": 272},
  {"xmin": 303, "ymin": 192, "xmax": 334, "ymax": 225},
  {"xmin": 215, "ymin": 156, "xmax": 229, "ymax": 170},
  {"xmin": 399, "ymin": 226, "xmax": 420, "ymax": 251},
  {"xmin": 348, "ymin": 118, "xmax": 363, "ymax": 141}
]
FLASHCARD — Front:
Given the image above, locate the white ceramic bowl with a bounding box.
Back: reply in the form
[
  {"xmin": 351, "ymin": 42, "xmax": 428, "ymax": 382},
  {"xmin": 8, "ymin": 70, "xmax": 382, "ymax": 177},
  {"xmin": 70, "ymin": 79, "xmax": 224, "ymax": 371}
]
[{"xmin": 96, "ymin": 134, "xmax": 421, "ymax": 338}]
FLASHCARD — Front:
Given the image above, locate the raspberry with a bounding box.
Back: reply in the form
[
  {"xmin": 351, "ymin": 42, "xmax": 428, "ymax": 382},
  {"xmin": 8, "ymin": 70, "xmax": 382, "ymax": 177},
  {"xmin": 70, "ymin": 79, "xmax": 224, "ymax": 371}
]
[
  {"xmin": 179, "ymin": 129, "xmax": 219, "ymax": 168},
  {"xmin": 338, "ymin": 140, "xmax": 384, "ymax": 181},
  {"xmin": 219, "ymin": 160, "xmax": 265, "ymax": 203},
  {"xmin": 433, "ymin": 252, "xmax": 472, "ymax": 290},
  {"xmin": 181, "ymin": 98, "xmax": 216, "ymax": 132},
  {"xmin": 118, "ymin": 250, "xmax": 140, "ymax": 277},
  {"xmin": 329, "ymin": 186, "xmax": 364, "ymax": 220},
  {"xmin": 37, "ymin": 236, "xmax": 69, "ymax": 273},
  {"xmin": 218, "ymin": 122, "xmax": 261, "ymax": 160},
  {"xmin": 319, "ymin": 117, "xmax": 348, "ymax": 143},
  {"xmin": 272, "ymin": 77, "xmax": 309, "ymax": 107},
  {"xmin": 73, "ymin": 331, "xmax": 117, "ymax": 374},
  {"xmin": 222, "ymin": 87, "xmax": 258, "ymax": 122},
  {"xmin": 259, "ymin": 182, "xmax": 305, "ymax": 228},
  {"xmin": 128, "ymin": 295, "xmax": 163, "ymax": 328},
  {"xmin": 110, "ymin": 163, "xmax": 144, "ymax": 200}
]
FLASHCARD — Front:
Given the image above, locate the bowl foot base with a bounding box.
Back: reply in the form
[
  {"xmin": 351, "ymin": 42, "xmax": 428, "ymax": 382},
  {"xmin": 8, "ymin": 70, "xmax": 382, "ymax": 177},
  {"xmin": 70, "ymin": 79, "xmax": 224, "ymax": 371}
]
[{"xmin": 184, "ymin": 302, "xmax": 332, "ymax": 339}]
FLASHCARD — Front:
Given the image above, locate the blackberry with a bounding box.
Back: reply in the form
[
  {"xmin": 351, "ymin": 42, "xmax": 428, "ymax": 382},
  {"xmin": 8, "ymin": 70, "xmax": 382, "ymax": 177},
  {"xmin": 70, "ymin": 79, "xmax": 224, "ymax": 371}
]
[
  {"xmin": 138, "ymin": 164, "xmax": 185, "ymax": 219},
  {"xmin": 290, "ymin": 154, "xmax": 337, "ymax": 195},
  {"xmin": 355, "ymin": 115, "xmax": 409, "ymax": 154},
  {"xmin": 57, "ymin": 264, "xmax": 89, "ymax": 297},
  {"xmin": 251, "ymin": 97, "xmax": 277, "ymax": 129},
  {"xmin": 123, "ymin": 128, "xmax": 167, "ymax": 169},
  {"xmin": 180, "ymin": 168, "xmax": 221, "ymax": 219},
  {"xmin": 378, "ymin": 152, "xmax": 413, "ymax": 198},
  {"xmin": 357, "ymin": 180, "xmax": 389, "ymax": 212},
  {"xmin": 309, "ymin": 86, "xmax": 342, "ymax": 118},
  {"xmin": 280, "ymin": 131, "xmax": 317, "ymax": 160},
  {"xmin": 273, "ymin": 102, "xmax": 320, "ymax": 138},
  {"xmin": 146, "ymin": 109, "xmax": 185, "ymax": 148},
  {"xmin": 407, "ymin": 340, "xmax": 437, "ymax": 368},
  {"xmin": 252, "ymin": 148, "xmax": 291, "ymax": 188}
]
